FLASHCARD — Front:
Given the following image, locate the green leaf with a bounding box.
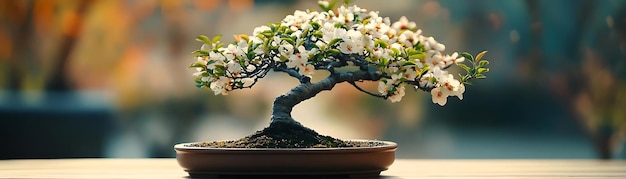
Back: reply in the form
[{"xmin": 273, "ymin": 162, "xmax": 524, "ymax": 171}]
[
  {"xmin": 311, "ymin": 22, "xmax": 321, "ymax": 30},
  {"xmin": 328, "ymin": 0, "xmax": 340, "ymax": 10},
  {"xmin": 379, "ymin": 58, "xmax": 390, "ymax": 66},
  {"xmin": 196, "ymin": 35, "xmax": 211, "ymax": 44},
  {"xmin": 301, "ymin": 28, "xmax": 310, "ymax": 37},
  {"xmin": 278, "ymin": 25, "xmax": 288, "ymax": 33},
  {"xmin": 374, "ymin": 39, "xmax": 389, "ymax": 48},
  {"xmin": 409, "ymin": 54, "xmax": 425, "ymax": 60},
  {"xmin": 189, "ymin": 62, "xmax": 205, "ymax": 68},
  {"xmin": 279, "ymin": 55, "xmax": 288, "ymax": 62},
  {"xmin": 401, "ymin": 61, "xmax": 416, "ymax": 66},
  {"xmin": 405, "ymin": 48, "xmax": 418, "ymax": 56},
  {"xmin": 312, "ymin": 31, "xmax": 323, "ymax": 39},
  {"xmin": 281, "ymin": 37, "xmax": 296, "ymax": 46},
  {"xmin": 328, "ymin": 38, "xmax": 343, "ymax": 47},
  {"xmin": 334, "ymin": 23, "xmax": 346, "ymax": 29},
  {"xmin": 250, "ymin": 43, "xmax": 261, "ymax": 53},
  {"xmin": 327, "ymin": 49, "xmax": 341, "ymax": 55},
  {"xmin": 215, "ymin": 43, "xmax": 224, "ymax": 49},
  {"xmin": 475, "ymin": 50, "xmax": 488, "ymax": 61},
  {"xmin": 318, "ymin": 3, "xmax": 331, "ymax": 12},
  {"xmin": 195, "ymin": 82, "xmax": 204, "ymax": 88},
  {"xmin": 457, "ymin": 63, "xmax": 471, "ymax": 72},
  {"xmin": 391, "ymin": 48, "xmax": 400, "ymax": 56},
  {"xmin": 211, "ymin": 35, "xmax": 222, "ymax": 43},
  {"xmin": 270, "ymin": 24, "xmax": 277, "ymax": 32},
  {"xmin": 460, "ymin": 52, "xmax": 474, "ymax": 62},
  {"xmin": 478, "ymin": 60, "xmax": 490, "ymax": 67},
  {"xmin": 475, "ymin": 74, "xmax": 487, "ymax": 79},
  {"xmin": 247, "ymin": 52, "xmax": 256, "ymax": 60},
  {"xmin": 477, "ymin": 67, "xmax": 489, "ymax": 74},
  {"xmin": 192, "ymin": 50, "xmax": 209, "ymax": 56},
  {"xmin": 262, "ymin": 32, "xmax": 274, "ymax": 38}
]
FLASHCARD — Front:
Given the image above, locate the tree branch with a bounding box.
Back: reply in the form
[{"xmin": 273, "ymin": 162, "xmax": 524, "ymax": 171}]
[
  {"xmin": 348, "ymin": 81, "xmax": 388, "ymax": 99},
  {"xmin": 273, "ymin": 65, "xmax": 310, "ymax": 83}
]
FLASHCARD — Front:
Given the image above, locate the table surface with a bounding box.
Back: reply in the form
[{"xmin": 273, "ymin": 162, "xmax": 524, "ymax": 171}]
[{"xmin": 1, "ymin": 159, "xmax": 625, "ymax": 178}]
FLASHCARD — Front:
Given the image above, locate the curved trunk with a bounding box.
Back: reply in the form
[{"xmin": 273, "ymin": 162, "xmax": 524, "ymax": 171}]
[
  {"xmin": 270, "ymin": 77, "xmax": 338, "ymax": 126},
  {"xmin": 270, "ymin": 70, "xmax": 382, "ymax": 127}
]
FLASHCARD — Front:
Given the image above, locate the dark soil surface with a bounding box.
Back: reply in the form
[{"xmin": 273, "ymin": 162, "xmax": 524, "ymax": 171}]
[{"xmin": 185, "ymin": 122, "xmax": 387, "ymax": 148}]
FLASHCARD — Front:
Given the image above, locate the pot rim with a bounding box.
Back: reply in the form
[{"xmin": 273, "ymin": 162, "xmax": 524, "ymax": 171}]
[{"xmin": 174, "ymin": 139, "xmax": 397, "ymax": 153}]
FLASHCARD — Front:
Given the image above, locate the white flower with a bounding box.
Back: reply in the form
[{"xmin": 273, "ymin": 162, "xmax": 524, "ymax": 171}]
[
  {"xmin": 207, "ymin": 51, "xmax": 225, "ymax": 70},
  {"xmin": 339, "ymin": 40, "xmax": 362, "ymax": 54},
  {"xmin": 226, "ymin": 60, "xmax": 243, "ymax": 75},
  {"xmin": 222, "ymin": 44, "xmax": 236, "ymax": 60},
  {"xmin": 422, "ymin": 36, "xmax": 445, "ymax": 52},
  {"xmin": 249, "ymin": 36, "xmax": 265, "ymax": 54},
  {"xmin": 253, "ymin": 26, "xmax": 271, "ymax": 36},
  {"xmin": 333, "ymin": 14, "xmax": 346, "ymax": 24},
  {"xmin": 321, "ymin": 22, "xmax": 337, "ymax": 43},
  {"xmin": 287, "ymin": 52, "xmax": 307, "ymax": 68},
  {"xmin": 403, "ymin": 67, "xmax": 417, "ymax": 80},
  {"xmin": 436, "ymin": 72, "xmax": 465, "ymax": 100},
  {"xmin": 210, "ymin": 77, "xmax": 231, "ymax": 95},
  {"xmin": 377, "ymin": 81, "xmax": 388, "ymax": 95},
  {"xmin": 193, "ymin": 67, "xmax": 204, "ymax": 77},
  {"xmin": 240, "ymin": 78, "xmax": 255, "ymax": 87},
  {"xmin": 286, "ymin": 46, "xmax": 317, "ymax": 76},
  {"xmin": 315, "ymin": 41, "xmax": 326, "ymax": 50},
  {"xmin": 278, "ymin": 44, "xmax": 294, "ymax": 58},
  {"xmin": 371, "ymin": 47, "xmax": 384, "ymax": 60},
  {"xmin": 398, "ymin": 30, "xmax": 418, "ymax": 47},
  {"xmin": 392, "ymin": 16, "xmax": 416, "ymax": 31},
  {"xmin": 426, "ymin": 51, "xmax": 445, "ymax": 68},
  {"xmin": 299, "ymin": 64, "xmax": 315, "ymax": 76},
  {"xmin": 389, "ymin": 85, "xmax": 405, "ymax": 102},
  {"xmin": 390, "ymin": 43, "xmax": 403, "ymax": 52},
  {"xmin": 291, "ymin": 30, "xmax": 302, "ymax": 38},
  {"xmin": 430, "ymin": 87, "xmax": 448, "ymax": 106},
  {"xmin": 419, "ymin": 73, "xmax": 435, "ymax": 88},
  {"xmin": 445, "ymin": 52, "xmax": 465, "ymax": 64},
  {"xmin": 440, "ymin": 74, "xmax": 460, "ymax": 94},
  {"xmin": 191, "ymin": 2, "xmax": 477, "ymax": 105},
  {"xmin": 346, "ymin": 30, "xmax": 363, "ymax": 42},
  {"xmin": 453, "ymin": 84, "xmax": 465, "ymax": 100}
]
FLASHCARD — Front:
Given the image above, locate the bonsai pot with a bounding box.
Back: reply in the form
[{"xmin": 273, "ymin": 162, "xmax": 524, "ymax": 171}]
[{"xmin": 174, "ymin": 140, "xmax": 397, "ymax": 177}]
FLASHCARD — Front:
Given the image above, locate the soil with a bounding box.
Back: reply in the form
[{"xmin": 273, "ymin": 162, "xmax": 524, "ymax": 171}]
[{"xmin": 186, "ymin": 122, "xmax": 386, "ymax": 148}]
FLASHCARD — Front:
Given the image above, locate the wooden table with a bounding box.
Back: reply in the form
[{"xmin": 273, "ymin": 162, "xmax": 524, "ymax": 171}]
[{"xmin": 1, "ymin": 159, "xmax": 625, "ymax": 178}]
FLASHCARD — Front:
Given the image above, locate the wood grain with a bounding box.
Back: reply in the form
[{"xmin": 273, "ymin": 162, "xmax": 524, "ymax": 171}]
[{"xmin": 0, "ymin": 159, "xmax": 625, "ymax": 178}]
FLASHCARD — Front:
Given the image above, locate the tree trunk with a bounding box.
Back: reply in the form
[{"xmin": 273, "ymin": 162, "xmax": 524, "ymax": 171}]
[
  {"xmin": 269, "ymin": 70, "xmax": 382, "ymax": 127},
  {"xmin": 270, "ymin": 77, "xmax": 338, "ymax": 126}
]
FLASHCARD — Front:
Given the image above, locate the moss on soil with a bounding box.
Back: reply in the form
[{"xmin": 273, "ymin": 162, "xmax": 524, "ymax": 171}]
[{"xmin": 186, "ymin": 122, "xmax": 386, "ymax": 148}]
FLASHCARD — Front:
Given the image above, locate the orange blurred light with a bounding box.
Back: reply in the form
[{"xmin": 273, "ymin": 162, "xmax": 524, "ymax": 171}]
[
  {"xmin": 62, "ymin": 10, "xmax": 81, "ymax": 37},
  {"xmin": 0, "ymin": 29, "xmax": 11, "ymax": 59},
  {"xmin": 228, "ymin": 0, "xmax": 253, "ymax": 12},
  {"xmin": 33, "ymin": 0, "xmax": 55, "ymax": 36},
  {"xmin": 194, "ymin": 0, "xmax": 220, "ymax": 11}
]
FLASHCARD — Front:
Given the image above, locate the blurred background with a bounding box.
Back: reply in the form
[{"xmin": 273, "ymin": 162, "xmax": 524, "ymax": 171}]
[{"xmin": 1, "ymin": 0, "xmax": 625, "ymax": 159}]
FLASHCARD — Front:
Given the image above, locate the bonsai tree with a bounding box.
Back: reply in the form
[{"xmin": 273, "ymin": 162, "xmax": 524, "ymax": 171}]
[{"xmin": 188, "ymin": 0, "xmax": 490, "ymax": 148}]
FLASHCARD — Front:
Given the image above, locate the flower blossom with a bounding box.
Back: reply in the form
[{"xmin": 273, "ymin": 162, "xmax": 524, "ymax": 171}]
[{"xmin": 191, "ymin": 1, "xmax": 478, "ymax": 106}]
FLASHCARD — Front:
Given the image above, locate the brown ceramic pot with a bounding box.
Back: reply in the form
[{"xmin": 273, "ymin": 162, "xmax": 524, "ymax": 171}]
[{"xmin": 174, "ymin": 140, "xmax": 397, "ymax": 177}]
